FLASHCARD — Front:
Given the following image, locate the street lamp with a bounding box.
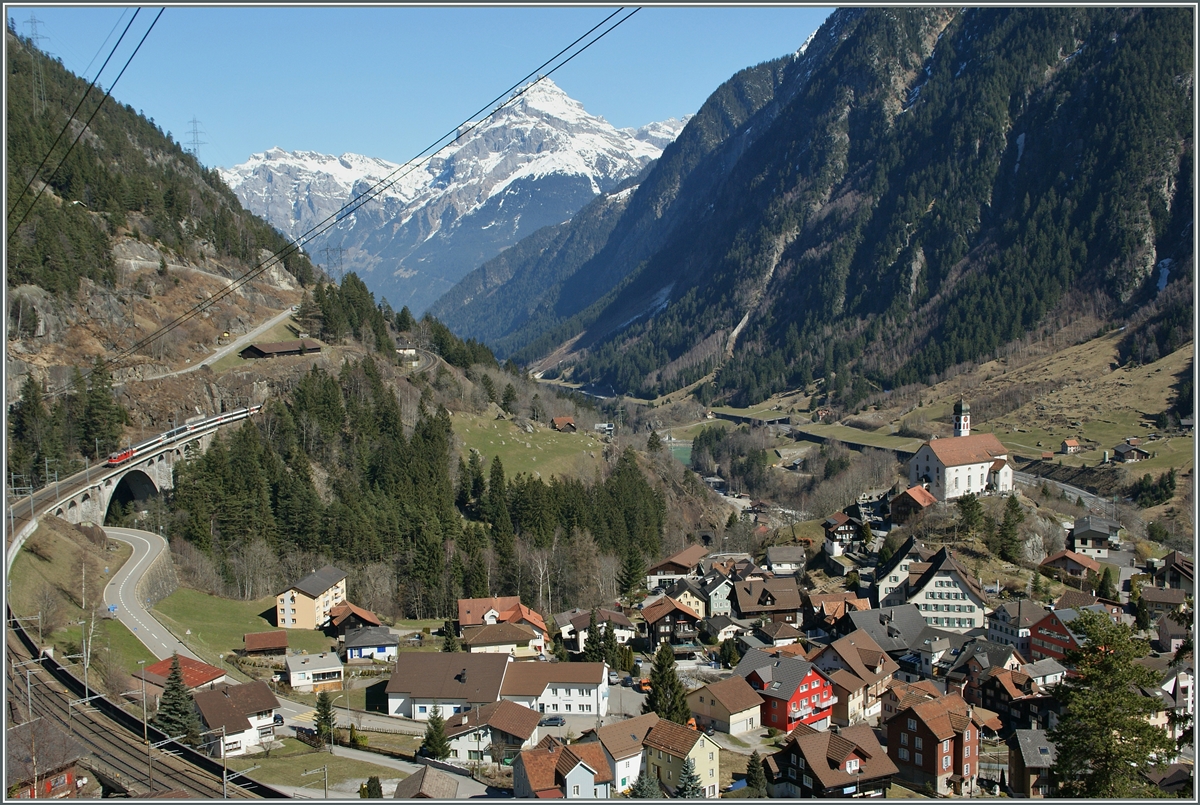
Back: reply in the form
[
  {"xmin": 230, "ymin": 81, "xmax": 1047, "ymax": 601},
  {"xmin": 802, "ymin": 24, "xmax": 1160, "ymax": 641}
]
[
  {"xmin": 332, "ymin": 693, "xmax": 351, "ymax": 751},
  {"xmin": 137, "ymin": 660, "xmax": 151, "ymax": 788}
]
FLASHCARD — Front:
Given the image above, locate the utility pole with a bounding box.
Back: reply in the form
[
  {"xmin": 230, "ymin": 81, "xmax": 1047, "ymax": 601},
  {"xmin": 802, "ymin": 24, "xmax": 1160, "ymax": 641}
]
[
  {"xmin": 24, "ymin": 15, "xmax": 47, "ymax": 116},
  {"xmin": 302, "ymin": 766, "xmax": 328, "ymax": 799},
  {"xmin": 185, "ymin": 117, "xmax": 206, "ymax": 162},
  {"xmin": 320, "ymin": 244, "xmax": 345, "ymax": 285}
]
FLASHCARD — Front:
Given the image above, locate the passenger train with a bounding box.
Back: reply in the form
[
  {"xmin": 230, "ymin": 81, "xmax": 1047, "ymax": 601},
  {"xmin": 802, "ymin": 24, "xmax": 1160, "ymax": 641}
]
[{"xmin": 105, "ymin": 404, "xmax": 263, "ymax": 467}]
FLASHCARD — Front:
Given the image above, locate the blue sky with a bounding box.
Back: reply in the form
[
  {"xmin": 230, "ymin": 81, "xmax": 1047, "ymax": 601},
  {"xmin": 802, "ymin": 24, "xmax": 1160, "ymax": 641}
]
[{"xmin": 8, "ymin": 6, "xmax": 833, "ymax": 170}]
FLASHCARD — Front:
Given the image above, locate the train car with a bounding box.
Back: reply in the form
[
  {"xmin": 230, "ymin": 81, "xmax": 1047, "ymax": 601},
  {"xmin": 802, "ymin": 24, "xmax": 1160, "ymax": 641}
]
[{"xmin": 104, "ymin": 403, "xmax": 264, "ymax": 467}]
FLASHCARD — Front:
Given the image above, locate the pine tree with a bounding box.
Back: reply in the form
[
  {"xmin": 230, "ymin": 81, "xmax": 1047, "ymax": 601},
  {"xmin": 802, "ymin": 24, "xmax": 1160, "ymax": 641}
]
[
  {"xmin": 81, "ymin": 357, "xmax": 124, "ymax": 459},
  {"xmin": 997, "ymin": 494, "xmax": 1025, "ymax": 562},
  {"xmin": 956, "ymin": 493, "xmax": 983, "ymax": 538},
  {"xmin": 646, "ymin": 431, "xmax": 663, "ymax": 453},
  {"xmin": 675, "ymin": 756, "xmax": 704, "ymax": 798},
  {"xmin": 422, "ymin": 702, "xmax": 451, "ymax": 760},
  {"xmin": 364, "ymin": 776, "xmax": 383, "ymax": 798},
  {"xmin": 642, "ymin": 641, "xmax": 691, "ymax": 724},
  {"xmin": 150, "ymin": 654, "xmax": 201, "ymax": 746},
  {"xmin": 501, "ymin": 383, "xmax": 518, "ymax": 415},
  {"xmin": 1049, "ymin": 609, "xmax": 1176, "ymax": 797},
  {"xmin": 629, "ymin": 772, "xmax": 660, "ymax": 799},
  {"xmin": 601, "ymin": 618, "xmax": 620, "ymax": 670},
  {"xmin": 719, "ymin": 638, "xmax": 741, "ymax": 669},
  {"xmin": 617, "ymin": 548, "xmax": 644, "ymax": 597},
  {"xmin": 443, "ymin": 622, "xmax": 461, "ymax": 652},
  {"xmin": 583, "ymin": 610, "xmax": 604, "ymax": 662},
  {"xmin": 315, "ymin": 691, "xmax": 337, "ymax": 746},
  {"xmin": 745, "ymin": 750, "xmax": 768, "ymax": 797},
  {"xmin": 1096, "ymin": 566, "xmax": 1117, "ymax": 600},
  {"xmin": 1135, "ymin": 595, "xmax": 1152, "ymax": 630}
]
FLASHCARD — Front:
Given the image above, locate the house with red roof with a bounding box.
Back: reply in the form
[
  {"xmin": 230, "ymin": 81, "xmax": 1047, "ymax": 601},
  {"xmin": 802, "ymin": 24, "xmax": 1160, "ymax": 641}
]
[
  {"xmin": 1040, "ymin": 549, "xmax": 1100, "ymax": 579},
  {"xmin": 890, "ymin": 485, "xmax": 938, "ymax": 525},
  {"xmin": 456, "ymin": 596, "xmax": 548, "ymax": 654},
  {"xmin": 134, "ymin": 654, "xmax": 228, "ymax": 705},
  {"xmin": 329, "ymin": 602, "xmax": 382, "ymax": 637},
  {"xmin": 513, "ymin": 739, "xmax": 614, "ymax": 798},
  {"xmin": 810, "ymin": 630, "xmax": 899, "ymax": 726}
]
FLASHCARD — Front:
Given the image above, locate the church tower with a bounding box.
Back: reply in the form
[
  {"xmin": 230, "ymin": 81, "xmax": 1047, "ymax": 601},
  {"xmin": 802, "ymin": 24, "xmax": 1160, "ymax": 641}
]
[{"xmin": 954, "ymin": 398, "xmax": 970, "ymax": 437}]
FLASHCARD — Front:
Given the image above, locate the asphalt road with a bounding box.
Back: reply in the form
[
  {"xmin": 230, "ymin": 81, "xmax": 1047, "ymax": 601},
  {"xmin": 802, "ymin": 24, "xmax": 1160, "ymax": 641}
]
[{"xmin": 137, "ymin": 306, "xmax": 299, "ymax": 382}]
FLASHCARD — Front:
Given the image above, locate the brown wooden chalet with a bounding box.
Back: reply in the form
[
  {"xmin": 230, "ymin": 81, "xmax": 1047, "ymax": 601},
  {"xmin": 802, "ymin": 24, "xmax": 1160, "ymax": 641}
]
[{"xmin": 239, "ymin": 338, "xmax": 322, "ymax": 359}]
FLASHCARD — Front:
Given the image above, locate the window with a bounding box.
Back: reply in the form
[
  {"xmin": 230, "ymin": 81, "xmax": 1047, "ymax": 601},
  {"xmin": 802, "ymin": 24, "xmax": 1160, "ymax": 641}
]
[
  {"xmin": 803, "ymin": 775, "xmax": 813, "ymax": 789},
  {"xmin": 800, "ymin": 683, "xmax": 808, "ymax": 692},
  {"xmin": 573, "ymin": 786, "xmax": 580, "ymax": 795},
  {"xmin": 798, "ymin": 757, "xmax": 806, "ymax": 770},
  {"xmin": 964, "ymin": 745, "xmax": 970, "ymax": 758},
  {"xmin": 565, "ymin": 704, "xmax": 572, "ymax": 712},
  {"xmin": 578, "ymin": 689, "xmax": 585, "ymax": 697},
  {"xmin": 964, "ymin": 763, "xmax": 970, "ymax": 776},
  {"xmin": 668, "ymin": 771, "xmax": 672, "ymax": 781},
  {"xmin": 788, "ymin": 768, "xmax": 797, "ymax": 780},
  {"xmin": 901, "ymin": 733, "xmax": 909, "ymax": 746},
  {"xmin": 709, "ymin": 769, "xmax": 715, "ymax": 778},
  {"xmin": 51, "ymin": 775, "xmax": 67, "ymax": 788},
  {"xmin": 915, "ymin": 736, "xmax": 923, "ymax": 750},
  {"xmin": 907, "ymin": 718, "xmax": 917, "ymax": 731},
  {"xmin": 915, "ymin": 753, "xmax": 923, "ymax": 766},
  {"xmin": 846, "ymin": 759, "xmax": 859, "ymax": 772},
  {"xmin": 709, "ymin": 752, "xmax": 714, "ymax": 761},
  {"xmin": 942, "ymin": 756, "xmax": 951, "ymax": 770},
  {"xmin": 772, "ymin": 701, "xmax": 778, "ymax": 708},
  {"xmin": 899, "ymin": 747, "xmax": 910, "ymax": 761},
  {"xmin": 942, "ymin": 739, "xmax": 950, "ymax": 752}
]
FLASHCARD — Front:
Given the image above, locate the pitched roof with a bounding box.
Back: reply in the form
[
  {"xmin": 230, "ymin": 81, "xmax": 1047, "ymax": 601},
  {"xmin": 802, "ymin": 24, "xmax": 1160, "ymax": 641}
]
[
  {"xmin": 844, "ymin": 604, "xmax": 931, "ymax": 653},
  {"xmin": 500, "ymin": 662, "xmax": 606, "ymax": 697},
  {"xmin": 458, "ymin": 596, "xmax": 523, "ymax": 627},
  {"xmin": 444, "ymin": 699, "xmax": 541, "ymax": 741},
  {"xmin": 245, "ymin": 338, "xmax": 323, "ymax": 356},
  {"xmin": 557, "ymin": 607, "xmax": 634, "ymax": 633},
  {"xmin": 732, "ymin": 578, "xmax": 803, "ymax": 613},
  {"xmin": 907, "ymin": 547, "xmax": 985, "ymax": 602},
  {"xmin": 894, "ymin": 485, "xmax": 937, "ymax": 508},
  {"xmin": 392, "ymin": 765, "xmax": 459, "ymax": 799},
  {"xmin": 462, "ymin": 621, "xmax": 537, "ymax": 647},
  {"xmin": 1013, "ymin": 729, "xmax": 1056, "ymax": 769},
  {"xmin": 649, "ymin": 544, "xmax": 709, "ymax": 572},
  {"xmin": 641, "ymin": 596, "xmax": 701, "ymax": 626},
  {"xmin": 284, "ymin": 564, "xmax": 347, "ymax": 598},
  {"xmin": 759, "ymin": 620, "xmax": 803, "ymax": 640},
  {"xmin": 1040, "ymin": 549, "xmax": 1101, "ymax": 574},
  {"xmin": 897, "ymin": 693, "xmax": 981, "ymax": 740},
  {"xmin": 7, "ymin": 720, "xmax": 87, "ymax": 784},
  {"xmin": 872, "ymin": 535, "xmax": 934, "ymax": 585},
  {"xmin": 691, "ymin": 675, "xmax": 763, "ymax": 715},
  {"xmin": 733, "ymin": 649, "xmax": 821, "ymax": 701},
  {"xmin": 589, "ymin": 713, "xmax": 660, "ymax": 760},
  {"xmin": 779, "ymin": 723, "xmax": 897, "ymax": 791},
  {"xmin": 988, "ymin": 600, "xmax": 1050, "ymax": 630},
  {"xmin": 817, "ymin": 630, "xmax": 899, "ymax": 688},
  {"xmin": 141, "ymin": 655, "xmax": 225, "ymax": 690},
  {"xmin": 643, "ymin": 718, "xmax": 704, "ymax": 757},
  {"xmin": 556, "ymin": 742, "xmax": 613, "ymax": 783},
  {"xmin": 243, "ymin": 630, "xmax": 288, "ymax": 652},
  {"xmin": 517, "ymin": 746, "xmax": 564, "ymax": 793},
  {"xmin": 344, "ymin": 625, "xmax": 400, "ymax": 649},
  {"xmin": 331, "ymin": 601, "xmax": 382, "ymax": 628},
  {"xmin": 1053, "ymin": 589, "xmax": 1097, "ymax": 611},
  {"xmin": 384, "ymin": 653, "xmax": 509, "ymax": 701},
  {"xmin": 922, "ymin": 432, "xmax": 1009, "ymax": 467},
  {"xmin": 193, "ymin": 681, "xmax": 279, "ymax": 733},
  {"xmin": 1142, "ymin": 586, "xmax": 1188, "ymax": 605},
  {"xmin": 765, "ymin": 545, "xmax": 807, "ymax": 565}
]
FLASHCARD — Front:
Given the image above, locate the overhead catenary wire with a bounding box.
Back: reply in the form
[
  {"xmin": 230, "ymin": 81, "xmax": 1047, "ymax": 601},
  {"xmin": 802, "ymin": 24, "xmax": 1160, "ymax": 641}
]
[
  {"xmin": 43, "ymin": 6, "xmax": 641, "ymax": 398},
  {"xmin": 7, "ymin": 8, "xmax": 165, "ymax": 242}
]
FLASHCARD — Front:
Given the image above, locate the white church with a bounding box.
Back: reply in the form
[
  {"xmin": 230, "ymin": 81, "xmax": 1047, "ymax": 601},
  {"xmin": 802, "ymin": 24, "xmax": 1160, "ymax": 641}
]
[{"xmin": 907, "ymin": 399, "xmax": 1013, "ymax": 501}]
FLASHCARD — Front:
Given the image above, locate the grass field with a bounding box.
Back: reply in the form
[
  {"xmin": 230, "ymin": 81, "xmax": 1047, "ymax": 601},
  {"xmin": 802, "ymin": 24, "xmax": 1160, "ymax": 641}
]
[
  {"xmin": 453, "ymin": 411, "xmax": 606, "ymax": 480},
  {"xmin": 153, "ymin": 588, "xmax": 336, "ymax": 665},
  {"xmin": 225, "ymin": 738, "xmax": 408, "ymax": 789},
  {"xmin": 720, "ymin": 746, "xmax": 752, "ymax": 791},
  {"xmin": 208, "ymin": 316, "xmax": 305, "ymax": 373}
]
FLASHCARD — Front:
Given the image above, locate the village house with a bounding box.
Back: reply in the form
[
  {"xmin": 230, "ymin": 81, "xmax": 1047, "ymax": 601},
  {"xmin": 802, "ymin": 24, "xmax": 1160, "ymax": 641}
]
[
  {"xmin": 686, "ymin": 675, "xmax": 763, "ymax": 735},
  {"xmin": 701, "ymin": 573, "xmax": 735, "ymax": 617},
  {"xmin": 576, "ymin": 712, "xmax": 658, "ymax": 793},
  {"xmin": 1008, "ymin": 729, "xmax": 1057, "ymax": 798},
  {"xmin": 134, "ymin": 655, "xmax": 229, "ymax": 705},
  {"xmin": 886, "ymin": 692, "xmax": 984, "ymax": 796},
  {"xmin": 553, "ymin": 607, "xmax": 636, "ymax": 654},
  {"xmin": 500, "ymin": 662, "xmax": 610, "ymax": 718},
  {"xmin": 1060, "ymin": 438, "xmax": 1082, "ymax": 454},
  {"xmin": 549, "ymin": 416, "xmax": 577, "ymax": 433},
  {"xmin": 822, "ymin": 512, "xmax": 861, "ymax": 557},
  {"xmin": 976, "ymin": 667, "xmax": 1055, "ymax": 735},
  {"xmin": 946, "ymin": 639, "xmax": 1026, "ymax": 706},
  {"xmin": 663, "ymin": 577, "xmax": 710, "ymax": 619},
  {"xmin": 986, "ymin": 600, "xmax": 1049, "ymax": 658},
  {"xmin": 731, "ymin": 577, "xmax": 804, "ymax": 625},
  {"xmin": 286, "ymin": 652, "xmax": 343, "ymax": 693},
  {"xmin": 1141, "ymin": 586, "xmax": 1189, "ymax": 620},
  {"xmin": 1157, "ymin": 612, "xmax": 1190, "ymax": 654},
  {"xmin": 889, "ymin": 485, "xmax": 938, "ymax": 526},
  {"xmin": 193, "ymin": 681, "xmax": 281, "ymax": 758},
  {"xmin": 641, "ymin": 596, "xmax": 703, "ymax": 648},
  {"xmin": 872, "ymin": 535, "xmax": 936, "ymax": 606},
  {"xmin": 239, "ymin": 338, "xmax": 322, "ymax": 360},
  {"xmin": 391, "ymin": 765, "xmax": 459, "ymax": 799},
  {"xmin": 1040, "ymin": 549, "xmax": 1100, "ymax": 580},
  {"xmin": 1114, "ymin": 440, "xmax": 1151, "ymax": 462},
  {"xmin": 645, "ymin": 544, "xmax": 709, "ymax": 589},
  {"xmin": 810, "ymin": 630, "xmax": 899, "ymax": 726},
  {"xmin": 734, "ymin": 648, "xmax": 837, "ymax": 732},
  {"xmin": 1067, "ymin": 514, "xmax": 1121, "ymax": 558},
  {"xmin": 907, "ymin": 399, "xmax": 1013, "ymax": 501},
  {"xmin": 276, "ymin": 565, "xmax": 347, "ymax": 630},
  {"xmin": 700, "ymin": 614, "xmax": 751, "ymax": 645},
  {"xmin": 1028, "ymin": 605, "xmax": 1117, "ymax": 663},
  {"xmin": 342, "ymin": 625, "xmax": 399, "ymax": 662},
  {"xmin": 754, "ymin": 620, "xmax": 804, "ymax": 648},
  {"xmin": 880, "ymin": 678, "xmax": 943, "ymax": 723},
  {"xmin": 880, "ymin": 547, "xmax": 988, "ymax": 632},
  {"xmin": 764, "ymin": 721, "xmax": 898, "ymax": 798},
  {"xmin": 330, "ymin": 601, "xmax": 382, "ymax": 638},
  {"xmin": 800, "ymin": 591, "xmax": 871, "ymax": 640},
  {"xmin": 385, "ymin": 653, "xmax": 510, "ymax": 719},
  {"xmin": 764, "ymin": 544, "xmax": 807, "ymax": 577},
  {"xmin": 242, "ymin": 630, "xmax": 289, "ymax": 657},
  {"xmin": 1151, "ymin": 550, "xmax": 1195, "ymax": 591},
  {"xmin": 513, "ymin": 738, "xmax": 614, "ymax": 799},
  {"xmin": 643, "ymin": 718, "xmax": 722, "ymax": 798},
  {"xmin": 456, "ymin": 596, "xmax": 548, "ymax": 654},
  {"xmin": 444, "ymin": 699, "xmax": 542, "ymax": 765},
  {"xmin": 6, "ymin": 721, "xmax": 88, "ymax": 800}
]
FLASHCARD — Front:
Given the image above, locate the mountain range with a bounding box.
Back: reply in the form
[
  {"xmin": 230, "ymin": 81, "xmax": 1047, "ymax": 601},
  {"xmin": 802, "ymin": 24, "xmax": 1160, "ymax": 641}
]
[
  {"xmin": 431, "ymin": 7, "xmax": 1194, "ymax": 409},
  {"xmin": 220, "ymin": 79, "xmax": 688, "ymax": 315}
]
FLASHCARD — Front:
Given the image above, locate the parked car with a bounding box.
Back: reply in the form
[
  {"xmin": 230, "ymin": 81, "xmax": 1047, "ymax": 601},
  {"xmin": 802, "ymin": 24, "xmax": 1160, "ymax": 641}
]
[
  {"xmin": 537, "ymin": 653, "xmax": 550, "ymax": 662},
  {"xmin": 608, "ymin": 671, "xmax": 620, "ymax": 685},
  {"xmin": 705, "ymin": 725, "xmax": 716, "ymax": 736},
  {"xmin": 621, "ymin": 676, "xmax": 635, "ymax": 687},
  {"xmin": 273, "ymin": 714, "xmax": 285, "ymax": 725},
  {"xmin": 539, "ymin": 716, "xmax": 566, "ymax": 727}
]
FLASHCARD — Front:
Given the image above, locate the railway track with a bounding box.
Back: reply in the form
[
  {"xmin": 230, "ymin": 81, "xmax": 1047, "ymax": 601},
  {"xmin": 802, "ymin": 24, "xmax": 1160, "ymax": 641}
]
[{"xmin": 6, "ymin": 627, "xmax": 260, "ymax": 798}]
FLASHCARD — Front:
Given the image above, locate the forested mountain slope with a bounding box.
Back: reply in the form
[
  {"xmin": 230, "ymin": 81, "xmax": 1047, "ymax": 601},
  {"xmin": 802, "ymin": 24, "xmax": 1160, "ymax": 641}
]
[{"xmin": 439, "ymin": 7, "xmax": 1193, "ymax": 408}]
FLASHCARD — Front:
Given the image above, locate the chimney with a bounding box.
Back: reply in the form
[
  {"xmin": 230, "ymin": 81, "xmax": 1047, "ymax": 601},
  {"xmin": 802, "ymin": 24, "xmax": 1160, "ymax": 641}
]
[{"xmin": 461, "ymin": 715, "xmax": 468, "ymax": 726}]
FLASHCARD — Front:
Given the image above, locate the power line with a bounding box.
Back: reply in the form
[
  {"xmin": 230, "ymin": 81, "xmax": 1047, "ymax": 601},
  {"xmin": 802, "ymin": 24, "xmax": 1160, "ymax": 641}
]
[
  {"xmin": 7, "ymin": 8, "xmax": 163, "ymax": 242},
  {"xmin": 41, "ymin": 6, "xmax": 641, "ymax": 398},
  {"xmin": 24, "ymin": 15, "xmax": 47, "ymax": 115},
  {"xmin": 185, "ymin": 117, "xmax": 206, "ymax": 162}
]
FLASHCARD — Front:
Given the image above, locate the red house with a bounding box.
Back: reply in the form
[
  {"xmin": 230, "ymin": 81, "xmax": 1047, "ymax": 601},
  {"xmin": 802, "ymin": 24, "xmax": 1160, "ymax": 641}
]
[
  {"xmin": 1028, "ymin": 607, "xmax": 1100, "ymax": 663},
  {"xmin": 886, "ymin": 692, "xmax": 984, "ymax": 796},
  {"xmin": 733, "ymin": 648, "xmax": 836, "ymax": 732}
]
